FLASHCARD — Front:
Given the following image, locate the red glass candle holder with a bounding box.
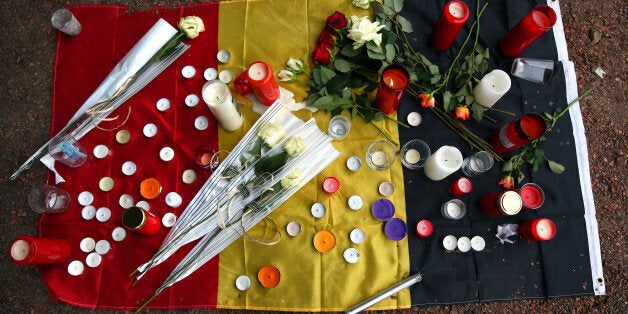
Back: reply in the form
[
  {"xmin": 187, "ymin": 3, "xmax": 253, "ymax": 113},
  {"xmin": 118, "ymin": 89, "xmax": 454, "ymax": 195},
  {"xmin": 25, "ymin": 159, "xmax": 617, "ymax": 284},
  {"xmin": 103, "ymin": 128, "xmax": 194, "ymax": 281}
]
[
  {"xmin": 479, "ymin": 190, "xmax": 522, "ymax": 216},
  {"xmin": 247, "ymin": 61, "xmax": 280, "ymax": 105},
  {"xmin": 499, "ymin": 5, "xmax": 557, "ymax": 58},
  {"xmin": 490, "ymin": 113, "xmax": 547, "ymax": 154},
  {"xmin": 375, "ymin": 64, "xmax": 409, "ymax": 114},
  {"xmin": 415, "ymin": 219, "xmax": 434, "ymax": 239},
  {"xmin": 450, "ymin": 176, "xmax": 473, "ymax": 196},
  {"xmin": 122, "ymin": 206, "xmax": 161, "ymax": 235},
  {"xmin": 9, "ymin": 236, "xmax": 71, "ymax": 265},
  {"xmin": 195, "ymin": 146, "xmax": 217, "ymax": 170},
  {"xmin": 429, "ymin": 0, "xmax": 470, "ymax": 51},
  {"xmin": 518, "ymin": 183, "xmax": 545, "ymax": 210},
  {"xmin": 518, "ymin": 218, "xmax": 556, "ymax": 241}
]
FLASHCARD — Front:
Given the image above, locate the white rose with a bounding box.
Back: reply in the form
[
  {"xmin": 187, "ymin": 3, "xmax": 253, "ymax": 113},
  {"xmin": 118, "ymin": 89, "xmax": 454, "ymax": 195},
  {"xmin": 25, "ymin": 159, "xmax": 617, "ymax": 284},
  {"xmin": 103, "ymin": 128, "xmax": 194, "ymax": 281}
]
[
  {"xmin": 286, "ymin": 58, "xmax": 305, "ymax": 73},
  {"xmin": 352, "ymin": 0, "xmax": 372, "ymax": 10},
  {"xmin": 284, "ymin": 137, "xmax": 306, "ymax": 157},
  {"xmin": 258, "ymin": 122, "xmax": 286, "ymax": 147},
  {"xmin": 277, "ymin": 69, "xmax": 295, "ymax": 82},
  {"xmin": 347, "ymin": 16, "xmax": 385, "ymax": 49},
  {"xmin": 281, "ymin": 168, "xmax": 302, "ymax": 189},
  {"xmin": 178, "ymin": 16, "xmax": 205, "ymax": 39},
  {"xmin": 349, "ymin": 15, "xmax": 361, "ymax": 27}
]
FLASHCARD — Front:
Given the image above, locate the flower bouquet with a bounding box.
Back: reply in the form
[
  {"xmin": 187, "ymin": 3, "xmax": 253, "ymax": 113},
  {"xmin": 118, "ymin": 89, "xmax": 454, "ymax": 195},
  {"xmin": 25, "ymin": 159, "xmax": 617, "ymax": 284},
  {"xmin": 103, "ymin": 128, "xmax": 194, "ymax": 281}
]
[
  {"xmin": 10, "ymin": 17, "xmax": 205, "ymax": 181},
  {"xmin": 133, "ymin": 102, "xmax": 340, "ymax": 307}
]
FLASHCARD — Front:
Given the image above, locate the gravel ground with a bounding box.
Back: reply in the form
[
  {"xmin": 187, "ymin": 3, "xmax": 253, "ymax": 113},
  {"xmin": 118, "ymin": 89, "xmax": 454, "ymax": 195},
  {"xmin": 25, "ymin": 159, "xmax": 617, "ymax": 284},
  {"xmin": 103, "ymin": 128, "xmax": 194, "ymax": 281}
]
[{"xmin": 0, "ymin": 0, "xmax": 625, "ymax": 313}]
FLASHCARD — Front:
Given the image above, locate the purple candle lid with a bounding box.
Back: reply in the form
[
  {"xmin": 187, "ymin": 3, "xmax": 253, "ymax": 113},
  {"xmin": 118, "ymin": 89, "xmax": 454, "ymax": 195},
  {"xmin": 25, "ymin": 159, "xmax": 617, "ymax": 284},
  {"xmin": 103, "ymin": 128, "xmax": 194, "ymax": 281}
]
[
  {"xmin": 371, "ymin": 199, "xmax": 395, "ymax": 221},
  {"xmin": 384, "ymin": 218, "xmax": 407, "ymax": 241}
]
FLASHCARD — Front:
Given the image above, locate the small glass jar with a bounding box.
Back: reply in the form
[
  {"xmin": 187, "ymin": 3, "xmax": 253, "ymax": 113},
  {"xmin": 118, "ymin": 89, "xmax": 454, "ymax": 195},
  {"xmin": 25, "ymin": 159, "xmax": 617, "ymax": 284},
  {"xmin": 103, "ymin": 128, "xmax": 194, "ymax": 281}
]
[{"xmin": 479, "ymin": 190, "xmax": 522, "ymax": 216}]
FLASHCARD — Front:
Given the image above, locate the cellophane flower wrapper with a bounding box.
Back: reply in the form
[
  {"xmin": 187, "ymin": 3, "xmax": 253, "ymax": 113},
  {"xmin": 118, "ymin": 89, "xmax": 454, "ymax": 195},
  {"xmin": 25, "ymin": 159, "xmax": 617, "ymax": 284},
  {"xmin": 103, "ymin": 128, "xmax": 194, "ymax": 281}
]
[
  {"xmin": 12, "ymin": 19, "xmax": 189, "ymax": 181},
  {"xmin": 134, "ymin": 102, "xmax": 325, "ymax": 277},
  {"xmin": 150, "ymin": 121, "xmax": 339, "ymax": 294}
]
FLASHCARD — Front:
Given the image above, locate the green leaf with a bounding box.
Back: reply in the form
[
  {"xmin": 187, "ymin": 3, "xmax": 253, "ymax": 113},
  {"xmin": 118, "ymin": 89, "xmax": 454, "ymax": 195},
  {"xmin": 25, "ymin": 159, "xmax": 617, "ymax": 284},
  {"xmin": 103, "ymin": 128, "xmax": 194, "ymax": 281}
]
[
  {"xmin": 334, "ymin": 59, "xmax": 351, "ymax": 73},
  {"xmin": 348, "ymin": 73, "xmax": 365, "ymax": 88},
  {"xmin": 341, "ymin": 44, "xmax": 362, "ymax": 58},
  {"xmin": 478, "ymin": 60, "xmax": 489, "ymax": 74},
  {"xmin": 428, "ymin": 64, "xmax": 440, "ymax": 75},
  {"xmin": 385, "ymin": 44, "xmax": 395, "ymax": 63},
  {"xmin": 312, "ymin": 67, "xmax": 322, "ymax": 86},
  {"xmin": 366, "ymin": 41, "xmax": 383, "ymax": 53},
  {"xmin": 373, "ymin": 112, "xmax": 384, "ymax": 121},
  {"xmin": 319, "ymin": 67, "xmax": 336, "ymax": 84},
  {"xmin": 502, "ymin": 159, "xmax": 514, "ymax": 172},
  {"xmin": 547, "ymin": 159, "xmax": 566, "ymax": 174},
  {"xmin": 382, "ymin": 3, "xmax": 395, "ymax": 16},
  {"xmin": 371, "ymin": 1, "xmax": 385, "ymax": 17},
  {"xmin": 255, "ymin": 151, "xmax": 288, "ymax": 175},
  {"xmin": 397, "ymin": 15, "xmax": 413, "ymax": 33},
  {"xmin": 305, "ymin": 95, "xmax": 319, "ymax": 107},
  {"xmin": 326, "ymin": 74, "xmax": 348, "ymax": 95},
  {"xmin": 342, "ymin": 87, "xmax": 352, "ymax": 99},
  {"xmin": 465, "ymin": 95, "xmax": 474, "ymax": 105},
  {"xmin": 367, "ymin": 49, "xmax": 385, "ymax": 60},
  {"xmin": 351, "ymin": 107, "xmax": 358, "ymax": 119},
  {"xmin": 333, "ymin": 97, "xmax": 353, "ymax": 109},
  {"xmin": 471, "ymin": 101, "xmax": 484, "ymax": 121},
  {"xmin": 392, "ymin": 0, "xmax": 404, "ymax": 12},
  {"xmin": 430, "ymin": 74, "xmax": 441, "ymax": 84},
  {"xmin": 517, "ymin": 171, "xmax": 525, "ymax": 184},
  {"xmin": 443, "ymin": 91, "xmax": 452, "ymax": 112},
  {"xmin": 474, "ymin": 54, "xmax": 483, "ymax": 65},
  {"xmin": 312, "ymin": 95, "xmax": 334, "ymax": 109}
]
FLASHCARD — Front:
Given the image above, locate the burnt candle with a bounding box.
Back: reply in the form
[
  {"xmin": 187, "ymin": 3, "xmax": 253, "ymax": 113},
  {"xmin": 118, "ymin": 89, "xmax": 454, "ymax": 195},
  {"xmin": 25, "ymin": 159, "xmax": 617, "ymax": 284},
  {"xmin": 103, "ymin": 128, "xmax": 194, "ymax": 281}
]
[
  {"xmin": 247, "ymin": 61, "xmax": 280, "ymax": 105},
  {"xmin": 122, "ymin": 206, "xmax": 161, "ymax": 235},
  {"xmin": 499, "ymin": 5, "xmax": 557, "ymax": 58},
  {"xmin": 322, "ymin": 177, "xmax": 339, "ymax": 194},
  {"xmin": 450, "ymin": 176, "xmax": 473, "ymax": 196},
  {"xmin": 490, "ymin": 113, "xmax": 547, "ymax": 154},
  {"xmin": 375, "ymin": 64, "xmax": 409, "ymax": 114},
  {"xmin": 518, "ymin": 183, "xmax": 545, "ymax": 210},
  {"xmin": 479, "ymin": 190, "xmax": 522, "ymax": 216},
  {"xmin": 519, "ymin": 218, "xmax": 556, "ymax": 241},
  {"xmin": 429, "ymin": 0, "xmax": 470, "ymax": 51},
  {"xmin": 9, "ymin": 236, "xmax": 70, "ymax": 265},
  {"xmin": 415, "ymin": 219, "xmax": 434, "ymax": 238}
]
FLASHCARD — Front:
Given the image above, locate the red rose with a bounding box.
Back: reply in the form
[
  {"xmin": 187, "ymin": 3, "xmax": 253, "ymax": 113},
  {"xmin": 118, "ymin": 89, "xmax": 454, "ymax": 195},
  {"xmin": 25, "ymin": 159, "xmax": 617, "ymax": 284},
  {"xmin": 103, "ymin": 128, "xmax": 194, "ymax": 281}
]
[
  {"xmin": 312, "ymin": 42, "xmax": 332, "ymax": 64},
  {"xmin": 317, "ymin": 28, "xmax": 336, "ymax": 46},
  {"xmin": 455, "ymin": 106, "xmax": 471, "ymax": 120},
  {"xmin": 325, "ymin": 11, "xmax": 347, "ymax": 30},
  {"xmin": 233, "ymin": 71, "xmax": 251, "ymax": 95}
]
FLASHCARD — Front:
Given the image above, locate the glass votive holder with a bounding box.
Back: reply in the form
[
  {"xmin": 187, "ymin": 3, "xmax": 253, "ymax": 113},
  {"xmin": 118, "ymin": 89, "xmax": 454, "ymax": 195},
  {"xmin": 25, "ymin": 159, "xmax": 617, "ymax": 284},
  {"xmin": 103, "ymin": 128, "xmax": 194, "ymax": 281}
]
[
  {"xmin": 518, "ymin": 183, "xmax": 546, "ymax": 210},
  {"xmin": 511, "ymin": 58, "xmax": 555, "ymax": 85},
  {"xmin": 461, "ymin": 151, "xmax": 494, "ymax": 177},
  {"xmin": 51, "ymin": 9, "xmax": 82, "ymax": 36},
  {"xmin": 441, "ymin": 199, "xmax": 466, "ymax": 219},
  {"xmin": 28, "ymin": 184, "xmax": 71, "ymax": 213},
  {"xmin": 400, "ymin": 139, "xmax": 431, "ymax": 169},
  {"xmin": 194, "ymin": 146, "xmax": 217, "ymax": 169},
  {"xmin": 48, "ymin": 133, "xmax": 87, "ymax": 167},
  {"xmin": 328, "ymin": 115, "xmax": 351, "ymax": 140},
  {"xmin": 366, "ymin": 140, "xmax": 396, "ymax": 170}
]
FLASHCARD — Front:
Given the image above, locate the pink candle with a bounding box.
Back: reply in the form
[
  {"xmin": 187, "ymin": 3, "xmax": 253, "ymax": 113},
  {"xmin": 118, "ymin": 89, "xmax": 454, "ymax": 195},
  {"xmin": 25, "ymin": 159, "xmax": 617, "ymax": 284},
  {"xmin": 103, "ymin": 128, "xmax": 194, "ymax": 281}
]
[
  {"xmin": 429, "ymin": 1, "xmax": 470, "ymax": 51},
  {"xmin": 322, "ymin": 177, "xmax": 339, "ymax": 194},
  {"xmin": 519, "ymin": 218, "xmax": 556, "ymax": 241},
  {"xmin": 499, "ymin": 5, "xmax": 557, "ymax": 57},
  {"xmin": 9, "ymin": 236, "xmax": 71, "ymax": 265},
  {"xmin": 246, "ymin": 61, "xmax": 280, "ymax": 105},
  {"xmin": 375, "ymin": 65, "xmax": 409, "ymax": 114},
  {"xmin": 518, "ymin": 183, "xmax": 545, "ymax": 210}
]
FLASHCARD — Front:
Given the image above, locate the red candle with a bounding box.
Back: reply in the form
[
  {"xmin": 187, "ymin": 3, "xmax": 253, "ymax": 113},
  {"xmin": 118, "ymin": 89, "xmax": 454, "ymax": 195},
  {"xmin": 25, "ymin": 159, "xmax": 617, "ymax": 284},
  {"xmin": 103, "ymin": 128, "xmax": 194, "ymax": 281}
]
[
  {"xmin": 122, "ymin": 206, "xmax": 161, "ymax": 235},
  {"xmin": 449, "ymin": 176, "xmax": 473, "ymax": 196},
  {"xmin": 499, "ymin": 5, "xmax": 557, "ymax": 58},
  {"xmin": 429, "ymin": 1, "xmax": 470, "ymax": 51},
  {"xmin": 246, "ymin": 61, "xmax": 280, "ymax": 105},
  {"xmin": 490, "ymin": 113, "xmax": 547, "ymax": 154},
  {"xmin": 375, "ymin": 64, "xmax": 409, "ymax": 114},
  {"xmin": 518, "ymin": 183, "xmax": 545, "ymax": 210},
  {"xmin": 9, "ymin": 236, "xmax": 70, "ymax": 265},
  {"xmin": 518, "ymin": 218, "xmax": 556, "ymax": 241},
  {"xmin": 479, "ymin": 190, "xmax": 522, "ymax": 216},
  {"xmin": 415, "ymin": 220, "xmax": 434, "ymax": 238},
  {"xmin": 322, "ymin": 177, "xmax": 340, "ymax": 194}
]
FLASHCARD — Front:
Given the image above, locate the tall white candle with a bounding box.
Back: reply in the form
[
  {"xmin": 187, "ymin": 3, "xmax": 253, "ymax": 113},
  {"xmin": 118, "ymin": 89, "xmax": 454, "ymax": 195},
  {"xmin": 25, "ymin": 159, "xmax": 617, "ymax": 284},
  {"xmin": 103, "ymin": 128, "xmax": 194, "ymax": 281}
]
[
  {"xmin": 201, "ymin": 80, "xmax": 243, "ymax": 131},
  {"xmin": 473, "ymin": 69, "xmax": 511, "ymax": 108},
  {"xmin": 423, "ymin": 146, "xmax": 463, "ymax": 181}
]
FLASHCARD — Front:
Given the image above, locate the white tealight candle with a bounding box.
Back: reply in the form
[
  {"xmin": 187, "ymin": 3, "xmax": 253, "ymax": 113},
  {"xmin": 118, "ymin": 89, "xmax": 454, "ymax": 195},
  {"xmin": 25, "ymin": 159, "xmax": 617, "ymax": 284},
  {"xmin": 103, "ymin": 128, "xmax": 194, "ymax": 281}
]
[
  {"xmin": 473, "ymin": 69, "xmax": 511, "ymax": 108},
  {"xmin": 447, "ymin": 202, "xmax": 461, "ymax": 217},
  {"xmin": 423, "ymin": 146, "xmax": 463, "ymax": 181},
  {"xmin": 404, "ymin": 149, "xmax": 421, "ymax": 164},
  {"xmin": 443, "ymin": 235, "xmax": 457, "ymax": 251},
  {"xmin": 536, "ymin": 220, "xmax": 553, "ymax": 239},
  {"xmin": 449, "ymin": 2, "xmax": 465, "ymax": 18},
  {"xmin": 371, "ymin": 151, "xmax": 388, "ymax": 167},
  {"xmin": 201, "ymin": 80, "xmax": 243, "ymax": 131}
]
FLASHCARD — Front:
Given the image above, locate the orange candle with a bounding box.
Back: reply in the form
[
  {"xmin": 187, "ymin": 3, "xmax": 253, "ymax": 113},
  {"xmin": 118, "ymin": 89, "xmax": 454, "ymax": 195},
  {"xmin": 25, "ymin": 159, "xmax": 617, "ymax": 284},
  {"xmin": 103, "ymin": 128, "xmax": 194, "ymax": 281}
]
[{"xmin": 246, "ymin": 61, "xmax": 280, "ymax": 105}]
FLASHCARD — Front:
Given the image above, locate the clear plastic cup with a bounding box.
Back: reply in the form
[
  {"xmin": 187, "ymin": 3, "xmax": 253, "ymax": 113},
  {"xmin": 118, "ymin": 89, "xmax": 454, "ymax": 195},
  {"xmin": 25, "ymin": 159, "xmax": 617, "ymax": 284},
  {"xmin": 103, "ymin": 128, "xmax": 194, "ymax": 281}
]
[
  {"xmin": 327, "ymin": 115, "xmax": 351, "ymax": 140},
  {"xmin": 461, "ymin": 151, "xmax": 494, "ymax": 177},
  {"xmin": 28, "ymin": 184, "xmax": 71, "ymax": 213},
  {"xmin": 51, "ymin": 9, "xmax": 82, "ymax": 36},
  {"xmin": 48, "ymin": 134, "xmax": 87, "ymax": 167}
]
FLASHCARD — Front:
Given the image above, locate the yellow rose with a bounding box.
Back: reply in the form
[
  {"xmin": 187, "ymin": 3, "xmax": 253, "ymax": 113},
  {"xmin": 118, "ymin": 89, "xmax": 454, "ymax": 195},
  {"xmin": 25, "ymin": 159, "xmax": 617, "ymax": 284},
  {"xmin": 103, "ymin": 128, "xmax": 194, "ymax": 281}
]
[
  {"xmin": 281, "ymin": 168, "xmax": 302, "ymax": 189},
  {"xmin": 284, "ymin": 137, "xmax": 306, "ymax": 157},
  {"xmin": 178, "ymin": 16, "xmax": 205, "ymax": 39},
  {"xmin": 258, "ymin": 122, "xmax": 286, "ymax": 147}
]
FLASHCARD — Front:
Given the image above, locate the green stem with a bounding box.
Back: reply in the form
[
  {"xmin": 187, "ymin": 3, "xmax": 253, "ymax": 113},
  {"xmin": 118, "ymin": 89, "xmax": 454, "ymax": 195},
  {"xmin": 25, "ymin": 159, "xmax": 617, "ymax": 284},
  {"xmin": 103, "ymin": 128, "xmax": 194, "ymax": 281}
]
[{"xmin": 369, "ymin": 121, "xmax": 398, "ymax": 146}]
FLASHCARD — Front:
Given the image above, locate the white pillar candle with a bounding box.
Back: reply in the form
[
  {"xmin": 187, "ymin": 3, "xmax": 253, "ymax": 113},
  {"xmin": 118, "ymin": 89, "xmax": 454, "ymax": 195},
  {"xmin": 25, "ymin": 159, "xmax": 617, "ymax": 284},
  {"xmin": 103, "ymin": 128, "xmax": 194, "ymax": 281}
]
[
  {"xmin": 423, "ymin": 146, "xmax": 463, "ymax": 181},
  {"xmin": 473, "ymin": 69, "xmax": 511, "ymax": 108},
  {"xmin": 201, "ymin": 80, "xmax": 243, "ymax": 131}
]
